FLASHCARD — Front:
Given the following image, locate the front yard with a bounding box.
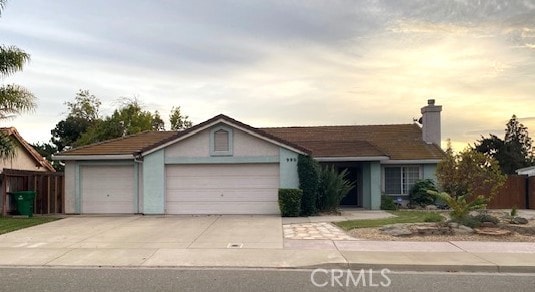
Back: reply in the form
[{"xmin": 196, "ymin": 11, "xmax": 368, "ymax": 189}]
[
  {"xmin": 335, "ymin": 211, "xmax": 444, "ymax": 230},
  {"xmin": 334, "ymin": 210, "xmax": 535, "ymax": 242},
  {"xmin": 0, "ymin": 216, "xmax": 60, "ymax": 235}
]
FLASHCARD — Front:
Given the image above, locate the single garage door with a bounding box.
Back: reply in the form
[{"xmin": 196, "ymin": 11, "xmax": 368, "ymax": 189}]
[
  {"xmin": 81, "ymin": 165, "xmax": 135, "ymax": 213},
  {"xmin": 166, "ymin": 164, "xmax": 280, "ymax": 214}
]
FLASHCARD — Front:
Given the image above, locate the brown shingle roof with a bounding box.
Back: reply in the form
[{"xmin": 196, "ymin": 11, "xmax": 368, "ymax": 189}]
[
  {"xmin": 261, "ymin": 124, "xmax": 445, "ymax": 160},
  {"xmin": 1, "ymin": 127, "xmax": 56, "ymax": 172},
  {"xmin": 60, "ymin": 131, "xmax": 177, "ymax": 156},
  {"xmin": 58, "ymin": 115, "xmax": 444, "ymax": 161}
]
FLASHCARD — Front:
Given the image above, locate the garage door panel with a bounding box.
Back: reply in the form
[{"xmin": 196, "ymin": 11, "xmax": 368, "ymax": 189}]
[
  {"xmin": 165, "ymin": 164, "xmax": 280, "ymax": 214},
  {"xmin": 167, "ymin": 165, "xmax": 278, "ymax": 177},
  {"xmin": 81, "ymin": 165, "xmax": 135, "ymax": 214},
  {"xmin": 166, "ymin": 201, "xmax": 280, "ymax": 215},
  {"xmin": 166, "ymin": 177, "xmax": 279, "ymax": 189},
  {"xmin": 165, "ymin": 190, "xmax": 276, "ymax": 202}
]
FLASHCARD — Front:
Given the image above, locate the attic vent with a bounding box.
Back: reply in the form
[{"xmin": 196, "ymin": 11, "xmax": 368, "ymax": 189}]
[{"xmin": 214, "ymin": 129, "xmax": 229, "ymax": 151}]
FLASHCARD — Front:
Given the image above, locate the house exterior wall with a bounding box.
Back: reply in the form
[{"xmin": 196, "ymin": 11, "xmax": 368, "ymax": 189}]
[
  {"xmin": 143, "ymin": 150, "xmax": 165, "ymax": 214},
  {"xmin": 422, "ymin": 164, "xmax": 437, "ymax": 181},
  {"xmin": 165, "ymin": 127, "xmax": 279, "ymax": 158},
  {"xmin": 0, "ymin": 142, "xmax": 47, "ymax": 172},
  {"xmin": 64, "ymin": 161, "xmax": 76, "ymax": 214},
  {"xmin": 361, "ymin": 161, "xmax": 381, "ymax": 210},
  {"xmin": 279, "ymin": 148, "xmax": 299, "ymax": 188}
]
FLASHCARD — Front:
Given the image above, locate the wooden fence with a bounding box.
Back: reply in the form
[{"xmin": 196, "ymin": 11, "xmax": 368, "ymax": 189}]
[
  {"xmin": 1, "ymin": 169, "xmax": 65, "ymax": 216},
  {"xmin": 488, "ymin": 175, "xmax": 535, "ymax": 209}
]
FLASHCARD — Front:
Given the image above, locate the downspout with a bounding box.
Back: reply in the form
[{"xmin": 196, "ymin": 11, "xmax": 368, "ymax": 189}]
[{"xmin": 526, "ymin": 175, "xmax": 530, "ymax": 209}]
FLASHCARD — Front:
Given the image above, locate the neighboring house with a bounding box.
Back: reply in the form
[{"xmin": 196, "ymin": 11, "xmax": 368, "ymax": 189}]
[
  {"xmin": 0, "ymin": 127, "xmax": 55, "ymax": 173},
  {"xmin": 54, "ymin": 100, "xmax": 444, "ymax": 214},
  {"xmin": 517, "ymin": 166, "xmax": 535, "ymax": 177},
  {"xmin": 0, "ymin": 127, "xmax": 56, "ymax": 214}
]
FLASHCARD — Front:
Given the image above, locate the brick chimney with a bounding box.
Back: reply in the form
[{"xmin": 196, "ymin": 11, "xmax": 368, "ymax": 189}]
[{"xmin": 420, "ymin": 99, "xmax": 442, "ymax": 146}]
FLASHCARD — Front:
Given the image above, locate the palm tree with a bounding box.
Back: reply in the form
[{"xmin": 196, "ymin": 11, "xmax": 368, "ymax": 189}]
[{"xmin": 0, "ymin": 0, "xmax": 37, "ymax": 159}]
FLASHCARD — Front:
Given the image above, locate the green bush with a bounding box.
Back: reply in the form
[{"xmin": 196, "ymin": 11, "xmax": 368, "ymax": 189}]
[
  {"xmin": 511, "ymin": 206, "xmax": 518, "ymax": 217},
  {"xmin": 317, "ymin": 165, "xmax": 355, "ymax": 212},
  {"xmin": 278, "ymin": 189, "xmax": 303, "ymax": 217},
  {"xmin": 297, "ymin": 155, "xmax": 320, "ymax": 216},
  {"xmin": 458, "ymin": 216, "xmax": 481, "ymax": 228},
  {"xmin": 409, "ymin": 179, "xmax": 438, "ymax": 207},
  {"xmin": 473, "ymin": 213, "xmax": 499, "ymax": 224},
  {"xmin": 381, "ymin": 196, "xmax": 398, "ymax": 210},
  {"xmin": 428, "ymin": 190, "xmax": 488, "ymax": 222}
]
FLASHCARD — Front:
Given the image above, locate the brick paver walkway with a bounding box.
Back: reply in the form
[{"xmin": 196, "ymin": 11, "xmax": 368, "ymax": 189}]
[{"xmin": 283, "ymin": 222, "xmax": 357, "ymax": 240}]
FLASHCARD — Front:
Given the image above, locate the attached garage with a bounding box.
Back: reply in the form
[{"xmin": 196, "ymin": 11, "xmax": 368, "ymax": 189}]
[
  {"xmin": 81, "ymin": 165, "xmax": 135, "ymax": 213},
  {"xmin": 165, "ymin": 164, "xmax": 280, "ymax": 214}
]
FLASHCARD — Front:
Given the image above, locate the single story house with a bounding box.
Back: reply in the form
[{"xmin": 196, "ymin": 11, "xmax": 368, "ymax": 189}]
[
  {"xmin": 0, "ymin": 127, "xmax": 55, "ymax": 173},
  {"xmin": 54, "ymin": 100, "xmax": 444, "ymax": 214},
  {"xmin": 0, "ymin": 127, "xmax": 56, "ymax": 213}
]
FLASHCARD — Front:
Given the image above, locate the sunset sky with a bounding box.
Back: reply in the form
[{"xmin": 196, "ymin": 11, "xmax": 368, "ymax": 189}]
[{"xmin": 1, "ymin": 0, "xmax": 534, "ymax": 151}]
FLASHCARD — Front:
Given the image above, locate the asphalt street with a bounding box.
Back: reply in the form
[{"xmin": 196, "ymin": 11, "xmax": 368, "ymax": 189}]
[{"xmin": 0, "ymin": 267, "xmax": 533, "ymax": 292}]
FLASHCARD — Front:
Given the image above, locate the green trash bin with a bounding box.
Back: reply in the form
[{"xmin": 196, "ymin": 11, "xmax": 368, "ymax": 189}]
[{"xmin": 14, "ymin": 191, "xmax": 36, "ymax": 217}]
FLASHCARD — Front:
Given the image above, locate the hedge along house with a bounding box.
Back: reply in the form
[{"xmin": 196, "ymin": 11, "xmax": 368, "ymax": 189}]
[{"xmin": 54, "ymin": 100, "xmax": 444, "ymax": 214}]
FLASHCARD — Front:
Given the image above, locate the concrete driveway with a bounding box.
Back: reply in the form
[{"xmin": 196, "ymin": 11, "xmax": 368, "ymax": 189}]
[{"xmin": 0, "ymin": 215, "xmax": 283, "ymax": 250}]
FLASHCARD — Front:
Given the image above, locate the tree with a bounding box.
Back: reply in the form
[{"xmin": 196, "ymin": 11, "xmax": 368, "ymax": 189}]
[
  {"xmin": 76, "ymin": 99, "xmax": 164, "ymax": 146},
  {"xmin": 169, "ymin": 106, "xmax": 192, "ymax": 130},
  {"xmin": 436, "ymin": 147, "xmax": 506, "ymax": 201},
  {"xmin": 0, "ymin": 1, "xmax": 37, "ymax": 159},
  {"xmin": 32, "ymin": 142, "xmax": 63, "ymax": 171},
  {"xmin": 474, "ymin": 115, "xmax": 534, "ymax": 174},
  {"xmin": 50, "ymin": 90, "xmax": 102, "ymax": 152}
]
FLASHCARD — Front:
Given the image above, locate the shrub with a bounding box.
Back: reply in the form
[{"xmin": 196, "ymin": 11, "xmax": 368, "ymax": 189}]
[
  {"xmin": 473, "ymin": 213, "xmax": 499, "ymax": 225},
  {"xmin": 297, "ymin": 155, "xmax": 320, "ymax": 216},
  {"xmin": 436, "ymin": 147, "xmax": 506, "ymax": 200},
  {"xmin": 511, "ymin": 206, "xmax": 518, "ymax": 217},
  {"xmin": 428, "ymin": 190, "xmax": 488, "ymax": 222},
  {"xmin": 278, "ymin": 189, "xmax": 303, "ymax": 217},
  {"xmin": 458, "ymin": 216, "xmax": 481, "ymax": 228},
  {"xmin": 409, "ymin": 179, "xmax": 438, "ymax": 207},
  {"xmin": 317, "ymin": 165, "xmax": 355, "ymax": 212},
  {"xmin": 380, "ymin": 196, "xmax": 398, "ymax": 210}
]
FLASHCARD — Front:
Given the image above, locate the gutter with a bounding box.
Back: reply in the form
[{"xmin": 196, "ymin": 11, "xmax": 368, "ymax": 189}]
[
  {"xmin": 52, "ymin": 154, "xmax": 134, "ymax": 161},
  {"xmin": 315, "ymin": 156, "xmax": 390, "ymax": 162}
]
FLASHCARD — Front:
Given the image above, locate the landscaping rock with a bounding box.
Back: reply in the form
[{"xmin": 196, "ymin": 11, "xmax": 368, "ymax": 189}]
[
  {"xmin": 453, "ymin": 225, "xmax": 474, "ymax": 235},
  {"xmin": 425, "ymin": 205, "xmax": 438, "ymax": 210},
  {"xmin": 448, "ymin": 222, "xmax": 459, "ymax": 229},
  {"xmin": 511, "ymin": 217, "xmax": 529, "ymax": 225},
  {"xmin": 474, "ymin": 227, "xmax": 512, "ymax": 236},
  {"xmin": 480, "ymin": 222, "xmax": 497, "ymax": 228}
]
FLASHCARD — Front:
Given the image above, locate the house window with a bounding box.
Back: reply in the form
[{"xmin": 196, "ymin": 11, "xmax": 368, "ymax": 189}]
[
  {"xmin": 384, "ymin": 166, "xmax": 421, "ymax": 196},
  {"xmin": 214, "ymin": 129, "xmax": 229, "ymax": 152},
  {"xmin": 210, "ymin": 126, "xmax": 233, "ymax": 156}
]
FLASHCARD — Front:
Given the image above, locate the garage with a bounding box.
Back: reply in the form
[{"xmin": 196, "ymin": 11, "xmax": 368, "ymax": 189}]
[
  {"xmin": 81, "ymin": 165, "xmax": 135, "ymax": 213},
  {"xmin": 165, "ymin": 164, "xmax": 280, "ymax": 214}
]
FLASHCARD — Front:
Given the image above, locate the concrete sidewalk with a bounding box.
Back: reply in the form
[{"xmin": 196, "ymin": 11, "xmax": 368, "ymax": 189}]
[{"xmin": 1, "ymin": 239, "xmax": 534, "ymax": 273}]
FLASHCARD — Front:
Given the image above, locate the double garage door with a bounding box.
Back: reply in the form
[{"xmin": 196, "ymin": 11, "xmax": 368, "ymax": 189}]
[
  {"xmin": 80, "ymin": 164, "xmax": 280, "ymax": 214},
  {"xmin": 165, "ymin": 164, "xmax": 280, "ymax": 214}
]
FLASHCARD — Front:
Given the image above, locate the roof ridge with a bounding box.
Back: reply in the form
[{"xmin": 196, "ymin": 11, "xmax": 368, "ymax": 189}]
[{"xmin": 261, "ymin": 123, "xmax": 417, "ymax": 129}]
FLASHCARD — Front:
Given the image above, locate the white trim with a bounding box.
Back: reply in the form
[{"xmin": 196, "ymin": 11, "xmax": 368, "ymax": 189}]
[
  {"xmin": 516, "ymin": 166, "xmax": 535, "ymax": 173},
  {"xmin": 52, "ymin": 154, "xmax": 134, "ymax": 161},
  {"xmin": 315, "ymin": 156, "xmax": 390, "ymax": 162},
  {"xmin": 142, "ymin": 118, "xmax": 307, "ymax": 156},
  {"xmin": 381, "ymin": 159, "xmax": 441, "ymax": 164}
]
